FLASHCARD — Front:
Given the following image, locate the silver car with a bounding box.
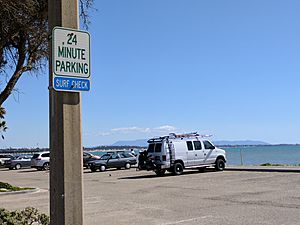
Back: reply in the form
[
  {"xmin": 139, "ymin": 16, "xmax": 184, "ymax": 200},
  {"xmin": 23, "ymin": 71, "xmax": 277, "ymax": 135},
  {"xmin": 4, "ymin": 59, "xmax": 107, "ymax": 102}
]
[
  {"xmin": 31, "ymin": 152, "xmax": 50, "ymax": 170},
  {"xmin": 0, "ymin": 154, "xmax": 13, "ymax": 166}
]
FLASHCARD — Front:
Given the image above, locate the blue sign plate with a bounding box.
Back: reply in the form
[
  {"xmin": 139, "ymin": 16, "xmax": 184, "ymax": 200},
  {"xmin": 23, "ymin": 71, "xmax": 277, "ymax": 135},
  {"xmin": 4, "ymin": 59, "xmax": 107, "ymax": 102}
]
[{"xmin": 53, "ymin": 76, "xmax": 90, "ymax": 92}]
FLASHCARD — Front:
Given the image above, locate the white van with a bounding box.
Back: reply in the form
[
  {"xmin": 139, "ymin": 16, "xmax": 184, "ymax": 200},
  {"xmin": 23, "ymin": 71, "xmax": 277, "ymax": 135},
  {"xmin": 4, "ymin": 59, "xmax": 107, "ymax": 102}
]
[{"xmin": 138, "ymin": 132, "xmax": 226, "ymax": 176}]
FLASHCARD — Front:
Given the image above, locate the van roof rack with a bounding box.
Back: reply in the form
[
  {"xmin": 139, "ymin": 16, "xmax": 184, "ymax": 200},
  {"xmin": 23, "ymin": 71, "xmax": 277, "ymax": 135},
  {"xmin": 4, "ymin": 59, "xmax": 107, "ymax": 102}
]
[
  {"xmin": 147, "ymin": 132, "xmax": 212, "ymax": 143},
  {"xmin": 169, "ymin": 132, "xmax": 212, "ymax": 139}
]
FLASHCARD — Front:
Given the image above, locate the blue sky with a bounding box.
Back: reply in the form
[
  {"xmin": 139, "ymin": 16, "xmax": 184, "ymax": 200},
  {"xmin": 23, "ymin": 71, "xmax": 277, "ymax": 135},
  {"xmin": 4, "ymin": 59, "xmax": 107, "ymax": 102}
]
[{"xmin": 1, "ymin": 0, "xmax": 300, "ymax": 148}]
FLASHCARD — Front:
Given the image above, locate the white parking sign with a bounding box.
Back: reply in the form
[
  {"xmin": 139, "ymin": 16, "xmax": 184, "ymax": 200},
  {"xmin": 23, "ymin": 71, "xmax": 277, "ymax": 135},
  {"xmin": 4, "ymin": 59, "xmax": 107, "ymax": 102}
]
[{"xmin": 52, "ymin": 27, "xmax": 91, "ymax": 91}]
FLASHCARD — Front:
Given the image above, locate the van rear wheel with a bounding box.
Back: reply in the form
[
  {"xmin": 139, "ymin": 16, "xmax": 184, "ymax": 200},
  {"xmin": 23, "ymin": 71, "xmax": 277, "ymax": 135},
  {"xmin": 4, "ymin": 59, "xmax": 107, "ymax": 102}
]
[
  {"xmin": 172, "ymin": 162, "xmax": 183, "ymax": 175},
  {"xmin": 155, "ymin": 169, "xmax": 166, "ymax": 176}
]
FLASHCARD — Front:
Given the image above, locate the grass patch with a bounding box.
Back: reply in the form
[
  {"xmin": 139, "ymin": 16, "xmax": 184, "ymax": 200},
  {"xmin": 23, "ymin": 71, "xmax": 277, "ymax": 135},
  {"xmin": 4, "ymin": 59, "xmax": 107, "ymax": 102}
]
[
  {"xmin": 0, "ymin": 182, "xmax": 34, "ymax": 192},
  {"xmin": 260, "ymin": 163, "xmax": 285, "ymax": 166}
]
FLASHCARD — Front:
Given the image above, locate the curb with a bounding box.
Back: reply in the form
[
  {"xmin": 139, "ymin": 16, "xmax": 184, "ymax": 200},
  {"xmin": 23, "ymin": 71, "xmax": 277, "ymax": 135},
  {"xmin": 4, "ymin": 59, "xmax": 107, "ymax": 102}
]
[
  {"xmin": 0, "ymin": 188, "xmax": 40, "ymax": 196},
  {"xmin": 225, "ymin": 166, "xmax": 300, "ymax": 173}
]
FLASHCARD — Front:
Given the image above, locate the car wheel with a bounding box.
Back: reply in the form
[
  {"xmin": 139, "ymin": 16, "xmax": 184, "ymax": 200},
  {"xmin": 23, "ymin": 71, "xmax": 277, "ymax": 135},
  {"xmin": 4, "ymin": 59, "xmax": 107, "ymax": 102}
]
[
  {"xmin": 15, "ymin": 164, "xmax": 21, "ymax": 170},
  {"xmin": 215, "ymin": 158, "xmax": 225, "ymax": 171},
  {"xmin": 198, "ymin": 167, "xmax": 206, "ymax": 173},
  {"xmin": 155, "ymin": 169, "xmax": 166, "ymax": 176},
  {"xmin": 43, "ymin": 162, "xmax": 50, "ymax": 170},
  {"xmin": 99, "ymin": 165, "xmax": 106, "ymax": 172},
  {"xmin": 172, "ymin": 162, "xmax": 183, "ymax": 175},
  {"xmin": 124, "ymin": 163, "xmax": 131, "ymax": 169},
  {"xmin": 90, "ymin": 166, "xmax": 97, "ymax": 172}
]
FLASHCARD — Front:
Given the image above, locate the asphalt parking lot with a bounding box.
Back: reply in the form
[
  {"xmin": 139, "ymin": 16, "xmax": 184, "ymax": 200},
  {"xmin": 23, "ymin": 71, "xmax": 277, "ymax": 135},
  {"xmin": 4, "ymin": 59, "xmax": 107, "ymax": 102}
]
[{"xmin": 0, "ymin": 166, "xmax": 300, "ymax": 225}]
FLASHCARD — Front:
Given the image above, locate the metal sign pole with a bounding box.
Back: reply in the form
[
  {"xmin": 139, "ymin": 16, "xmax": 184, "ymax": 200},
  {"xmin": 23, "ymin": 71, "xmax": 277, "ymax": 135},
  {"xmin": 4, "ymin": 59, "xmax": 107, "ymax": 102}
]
[{"xmin": 48, "ymin": 0, "xmax": 83, "ymax": 224}]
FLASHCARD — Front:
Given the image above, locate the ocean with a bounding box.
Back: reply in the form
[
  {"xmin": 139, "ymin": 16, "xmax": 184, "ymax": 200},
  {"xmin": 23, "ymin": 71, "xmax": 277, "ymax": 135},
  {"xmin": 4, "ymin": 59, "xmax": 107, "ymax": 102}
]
[
  {"xmin": 224, "ymin": 145, "xmax": 300, "ymax": 166},
  {"xmin": 92, "ymin": 145, "xmax": 300, "ymax": 166}
]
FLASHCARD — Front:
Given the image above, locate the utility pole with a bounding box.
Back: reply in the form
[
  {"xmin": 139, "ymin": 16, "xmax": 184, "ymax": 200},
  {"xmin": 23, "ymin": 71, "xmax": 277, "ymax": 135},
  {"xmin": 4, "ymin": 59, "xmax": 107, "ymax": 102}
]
[{"xmin": 48, "ymin": 0, "xmax": 83, "ymax": 224}]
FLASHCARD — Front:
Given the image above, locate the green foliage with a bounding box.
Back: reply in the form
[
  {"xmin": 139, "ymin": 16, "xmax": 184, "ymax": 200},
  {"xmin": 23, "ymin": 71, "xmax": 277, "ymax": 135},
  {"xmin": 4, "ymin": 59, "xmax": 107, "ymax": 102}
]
[
  {"xmin": 0, "ymin": 207, "xmax": 49, "ymax": 225},
  {"xmin": 260, "ymin": 163, "xmax": 285, "ymax": 166},
  {"xmin": 0, "ymin": 182, "xmax": 33, "ymax": 192},
  {"xmin": 0, "ymin": 106, "xmax": 7, "ymax": 138}
]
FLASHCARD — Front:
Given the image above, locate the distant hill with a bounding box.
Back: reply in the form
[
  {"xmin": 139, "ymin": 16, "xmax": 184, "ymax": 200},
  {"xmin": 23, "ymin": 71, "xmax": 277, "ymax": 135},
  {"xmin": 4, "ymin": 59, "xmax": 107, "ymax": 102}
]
[
  {"xmin": 112, "ymin": 139, "xmax": 270, "ymax": 147},
  {"xmin": 112, "ymin": 139, "xmax": 148, "ymax": 147},
  {"xmin": 213, "ymin": 140, "xmax": 270, "ymax": 146}
]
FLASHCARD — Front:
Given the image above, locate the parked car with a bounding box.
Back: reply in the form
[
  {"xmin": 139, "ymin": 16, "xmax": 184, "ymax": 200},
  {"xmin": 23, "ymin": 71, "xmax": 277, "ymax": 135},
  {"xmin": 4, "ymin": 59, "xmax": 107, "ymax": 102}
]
[
  {"xmin": 31, "ymin": 151, "xmax": 50, "ymax": 170},
  {"xmin": 89, "ymin": 152, "xmax": 137, "ymax": 172},
  {"xmin": 5, "ymin": 155, "xmax": 32, "ymax": 170},
  {"xmin": 0, "ymin": 154, "xmax": 13, "ymax": 166},
  {"xmin": 83, "ymin": 152, "xmax": 101, "ymax": 168}
]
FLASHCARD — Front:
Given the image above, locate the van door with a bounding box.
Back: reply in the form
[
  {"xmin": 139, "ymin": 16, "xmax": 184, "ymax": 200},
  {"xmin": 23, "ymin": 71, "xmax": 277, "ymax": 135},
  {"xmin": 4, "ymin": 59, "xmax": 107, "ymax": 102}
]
[
  {"xmin": 203, "ymin": 140, "xmax": 216, "ymax": 164},
  {"xmin": 193, "ymin": 141, "xmax": 205, "ymax": 165},
  {"xmin": 185, "ymin": 141, "xmax": 195, "ymax": 166},
  {"xmin": 186, "ymin": 141, "xmax": 195, "ymax": 166}
]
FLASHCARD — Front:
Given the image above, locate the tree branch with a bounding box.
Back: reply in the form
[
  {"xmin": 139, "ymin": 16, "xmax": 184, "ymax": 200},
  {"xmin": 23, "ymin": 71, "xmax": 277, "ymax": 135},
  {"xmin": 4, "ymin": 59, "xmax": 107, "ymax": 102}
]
[{"xmin": 0, "ymin": 36, "xmax": 27, "ymax": 106}]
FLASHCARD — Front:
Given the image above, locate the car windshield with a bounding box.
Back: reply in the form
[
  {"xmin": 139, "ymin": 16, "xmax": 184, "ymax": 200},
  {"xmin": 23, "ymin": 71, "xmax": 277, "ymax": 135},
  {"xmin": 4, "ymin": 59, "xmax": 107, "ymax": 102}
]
[
  {"xmin": 121, "ymin": 153, "xmax": 134, "ymax": 158},
  {"xmin": 100, "ymin": 154, "xmax": 111, "ymax": 160}
]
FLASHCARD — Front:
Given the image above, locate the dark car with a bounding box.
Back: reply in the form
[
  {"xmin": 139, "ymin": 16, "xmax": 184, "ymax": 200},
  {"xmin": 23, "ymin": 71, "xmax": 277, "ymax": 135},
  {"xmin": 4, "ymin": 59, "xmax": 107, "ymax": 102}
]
[
  {"xmin": 83, "ymin": 152, "xmax": 101, "ymax": 168},
  {"xmin": 5, "ymin": 155, "xmax": 32, "ymax": 170},
  {"xmin": 89, "ymin": 152, "xmax": 137, "ymax": 172}
]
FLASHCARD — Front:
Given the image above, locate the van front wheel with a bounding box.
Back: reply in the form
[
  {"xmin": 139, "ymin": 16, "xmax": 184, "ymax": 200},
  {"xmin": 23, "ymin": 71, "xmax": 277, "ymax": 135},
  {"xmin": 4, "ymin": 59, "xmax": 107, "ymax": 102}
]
[
  {"xmin": 172, "ymin": 162, "xmax": 183, "ymax": 175},
  {"xmin": 215, "ymin": 158, "xmax": 225, "ymax": 171}
]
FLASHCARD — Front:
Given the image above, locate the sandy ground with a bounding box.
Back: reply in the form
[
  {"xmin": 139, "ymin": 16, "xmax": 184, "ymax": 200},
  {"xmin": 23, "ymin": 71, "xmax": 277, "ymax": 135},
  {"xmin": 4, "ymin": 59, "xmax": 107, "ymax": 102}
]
[{"xmin": 0, "ymin": 166, "xmax": 300, "ymax": 225}]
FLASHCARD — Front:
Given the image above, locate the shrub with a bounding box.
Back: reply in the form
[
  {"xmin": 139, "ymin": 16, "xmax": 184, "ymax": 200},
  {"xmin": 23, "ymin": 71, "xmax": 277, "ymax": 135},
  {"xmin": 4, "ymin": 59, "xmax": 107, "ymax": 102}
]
[
  {"xmin": 260, "ymin": 163, "xmax": 284, "ymax": 166},
  {"xmin": 0, "ymin": 207, "xmax": 49, "ymax": 225},
  {"xmin": 0, "ymin": 182, "xmax": 33, "ymax": 192}
]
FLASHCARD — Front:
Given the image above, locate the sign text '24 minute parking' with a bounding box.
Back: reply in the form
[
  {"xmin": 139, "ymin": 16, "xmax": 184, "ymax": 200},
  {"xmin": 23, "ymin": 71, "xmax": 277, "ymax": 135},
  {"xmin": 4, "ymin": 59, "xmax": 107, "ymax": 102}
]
[{"xmin": 53, "ymin": 27, "xmax": 90, "ymax": 78}]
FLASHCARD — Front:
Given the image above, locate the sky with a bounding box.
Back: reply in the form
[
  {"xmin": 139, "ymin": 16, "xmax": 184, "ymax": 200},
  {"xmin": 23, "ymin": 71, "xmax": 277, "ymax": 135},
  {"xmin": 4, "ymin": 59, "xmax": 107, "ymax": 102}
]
[{"xmin": 1, "ymin": 0, "xmax": 300, "ymax": 148}]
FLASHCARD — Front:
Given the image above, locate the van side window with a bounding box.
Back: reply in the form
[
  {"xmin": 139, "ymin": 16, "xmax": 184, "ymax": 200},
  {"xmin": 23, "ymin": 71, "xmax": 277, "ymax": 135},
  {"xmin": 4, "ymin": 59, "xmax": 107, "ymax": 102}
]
[
  {"xmin": 155, "ymin": 143, "xmax": 162, "ymax": 152},
  {"xmin": 148, "ymin": 144, "xmax": 155, "ymax": 153},
  {"xmin": 186, "ymin": 141, "xmax": 193, "ymax": 151},
  {"xmin": 193, "ymin": 141, "xmax": 202, "ymax": 150},
  {"xmin": 203, "ymin": 141, "xmax": 215, "ymax": 149}
]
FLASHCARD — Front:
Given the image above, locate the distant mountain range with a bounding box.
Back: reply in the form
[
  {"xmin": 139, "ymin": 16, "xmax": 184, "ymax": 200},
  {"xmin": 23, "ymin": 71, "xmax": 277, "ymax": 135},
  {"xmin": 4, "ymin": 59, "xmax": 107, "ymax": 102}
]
[
  {"xmin": 213, "ymin": 140, "xmax": 269, "ymax": 146},
  {"xmin": 112, "ymin": 139, "xmax": 270, "ymax": 147},
  {"xmin": 113, "ymin": 139, "xmax": 148, "ymax": 147}
]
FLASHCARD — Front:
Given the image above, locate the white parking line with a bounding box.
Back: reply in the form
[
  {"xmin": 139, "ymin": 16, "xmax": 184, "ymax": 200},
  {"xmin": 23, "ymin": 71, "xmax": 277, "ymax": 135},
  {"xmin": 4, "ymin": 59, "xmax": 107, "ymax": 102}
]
[{"xmin": 161, "ymin": 215, "xmax": 213, "ymax": 225}]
